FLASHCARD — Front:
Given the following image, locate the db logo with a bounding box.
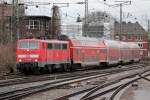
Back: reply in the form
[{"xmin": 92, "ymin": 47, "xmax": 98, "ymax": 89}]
[{"xmin": 27, "ymin": 55, "xmax": 30, "ymax": 58}]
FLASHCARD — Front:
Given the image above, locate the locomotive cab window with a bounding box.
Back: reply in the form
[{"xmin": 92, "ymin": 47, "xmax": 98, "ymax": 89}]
[{"xmin": 18, "ymin": 41, "xmax": 38, "ymax": 49}]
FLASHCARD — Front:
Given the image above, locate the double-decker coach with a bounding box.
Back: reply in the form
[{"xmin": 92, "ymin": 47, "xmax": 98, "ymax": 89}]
[
  {"xmin": 103, "ymin": 40, "xmax": 120, "ymax": 65},
  {"xmin": 69, "ymin": 37, "xmax": 106, "ymax": 68}
]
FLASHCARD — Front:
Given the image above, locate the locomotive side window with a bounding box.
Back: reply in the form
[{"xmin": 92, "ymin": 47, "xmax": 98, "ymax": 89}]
[
  {"xmin": 54, "ymin": 44, "xmax": 61, "ymax": 49},
  {"xmin": 47, "ymin": 43, "xmax": 53, "ymax": 49},
  {"xmin": 47, "ymin": 43, "xmax": 67, "ymax": 50},
  {"xmin": 62, "ymin": 44, "xmax": 67, "ymax": 49}
]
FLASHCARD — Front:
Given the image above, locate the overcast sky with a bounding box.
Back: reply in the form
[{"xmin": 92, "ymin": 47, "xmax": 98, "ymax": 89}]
[
  {"xmin": 26, "ymin": 0, "xmax": 150, "ymax": 28},
  {"xmin": 5, "ymin": 0, "xmax": 150, "ymax": 28}
]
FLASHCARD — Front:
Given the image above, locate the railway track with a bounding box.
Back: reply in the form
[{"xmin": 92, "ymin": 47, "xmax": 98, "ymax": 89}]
[
  {"xmin": 108, "ymin": 74, "xmax": 150, "ymax": 100},
  {"xmin": 0, "ymin": 64, "xmax": 146, "ymax": 100},
  {"xmin": 0, "ymin": 73, "xmax": 24, "ymax": 80},
  {"xmin": 0, "ymin": 63, "xmax": 144, "ymax": 87},
  {"xmin": 55, "ymin": 66, "xmax": 150, "ymax": 100}
]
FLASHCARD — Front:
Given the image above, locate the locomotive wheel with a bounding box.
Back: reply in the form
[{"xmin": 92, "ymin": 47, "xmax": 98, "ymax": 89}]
[
  {"xmin": 63, "ymin": 64, "xmax": 68, "ymax": 72},
  {"xmin": 33, "ymin": 67, "xmax": 40, "ymax": 75},
  {"xmin": 64, "ymin": 64, "xmax": 72, "ymax": 71},
  {"xmin": 48, "ymin": 66, "xmax": 53, "ymax": 73},
  {"xmin": 40, "ymin": 67, "xmax": 47, "ymax": 74}
]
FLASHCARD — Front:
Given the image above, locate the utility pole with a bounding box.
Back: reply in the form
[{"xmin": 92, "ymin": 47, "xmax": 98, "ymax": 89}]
[
  {"xmin": 0, "ymin": 0, "xmax": 7, "ymax": 44},
  {"xmin": 115, "ymin": 1, "xmax": 131, "ymax": 40},
  {"xmin": 12, "ymin": 0, "xmax": 19, "ymax": 41},
  {"xmin": 119, "ymin": 3, "xmax": 122, "ymax": 40},
  {"xmin": 84, "ymin": 0, "xmax": 88, "ymax": 36},
  {"xmin": 148, "ymin": 19, "xmax": 150, "ymax": 51},
  {"xmin": 1, "ymin": 0, "xmax": 4, "ymax": 36},
  {"xmin": 104, "ymin": 0, "xmax": 131, "ymax": 40},
  {"xmin": 148, "ymin": 20, "xmax": 150, "ymax": 33}
]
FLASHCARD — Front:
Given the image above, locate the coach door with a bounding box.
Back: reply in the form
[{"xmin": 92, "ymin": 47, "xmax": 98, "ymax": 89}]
[
  {"xmin": 53, "ymin": 43, "xmax": 61, "ymax": 63},
  {"xmin": 99, "ymin": 48, "xmax": 107, "ymax": 62},
  {"xmin": 46, "ymin": 43, "xmax": 53, "ymax": 64}
]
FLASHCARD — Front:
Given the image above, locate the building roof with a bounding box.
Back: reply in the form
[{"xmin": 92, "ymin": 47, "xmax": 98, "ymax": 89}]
[
  {"xmin": 114, "ymin": 21, "xmax": 147, "ymax": 35},
  {"xmin": 25, "ymin": 5, "xmax": 52, "ymax": 17}
]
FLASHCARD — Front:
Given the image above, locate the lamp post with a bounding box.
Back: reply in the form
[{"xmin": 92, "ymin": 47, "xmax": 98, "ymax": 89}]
[{"xmin": 103, "ymin": 0, "xmax": 131, "ymax": 40}]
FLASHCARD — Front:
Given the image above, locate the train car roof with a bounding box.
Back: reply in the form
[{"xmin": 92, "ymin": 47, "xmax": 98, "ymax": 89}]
[
  {"xmin": 69, "ymin": 36, "xmax": 106, "ymax": 48},
  {"xmin": 119, "ymin": 42, "xmax": 130, "ymax": 49},
  {"xmin": 128, "ymin": 42, "xmax": 140, "ymax": 49},
  {"xmin": 103, "ymin": 39, "xmax": 120, "ymax": 48}
]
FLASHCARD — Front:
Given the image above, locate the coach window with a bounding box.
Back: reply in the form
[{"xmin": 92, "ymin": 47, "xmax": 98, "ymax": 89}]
[
  {"xmin": 62, "ymin": 44, "xmax": 67, "ymax": 49},
  {"xmin": 27, "ymin": 20, "xmax": 40, "ymax": 29},
  {"xmin": 47, "ymin": 43, "xmax": 53, "ymax": 49}
]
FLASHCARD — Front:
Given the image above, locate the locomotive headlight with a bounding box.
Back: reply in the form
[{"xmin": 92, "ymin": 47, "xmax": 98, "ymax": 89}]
[
  {"xmin": 19, "ymin": 59, "xmax": 22, "ymax": 62},
  {"xmin": 30, "ymin": 54, "xmax": 39, "ymax": 58},
  {"xmin": 35, "ymin": 59, "xmax": 38, "ymax": 62}
]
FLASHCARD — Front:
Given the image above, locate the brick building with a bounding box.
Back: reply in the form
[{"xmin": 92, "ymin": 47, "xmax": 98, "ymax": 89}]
[
  {"xmin": 0, "ymin": 3, "xmax": 52, "ymax": 42},
  {"xmin": 114, "ymin": 21, "xmax": 148, "ymax": 57},
  {"xmin": 20, "ymin": 16, "xmax": 51, "ymax": 38}
]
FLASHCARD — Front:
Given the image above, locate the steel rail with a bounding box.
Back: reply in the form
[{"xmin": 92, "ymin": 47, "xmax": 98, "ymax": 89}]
[
  {"xmin": 54, "ymin": 65, "xmax": 147, "ymax": 100},
  {"xmin": 109, "ymin": 73, "xmax": 150, "ymax": 100},
  {"xmin": 0, "ymin": 64, "xmax": 143, "ymax": 87},
  {"xmin": 81, "ymin": 71, "xmax": 150, "ymax": 100},
  {"xmin": 0, "ymin": 72, "xmax": 111, "ymax": 100}
]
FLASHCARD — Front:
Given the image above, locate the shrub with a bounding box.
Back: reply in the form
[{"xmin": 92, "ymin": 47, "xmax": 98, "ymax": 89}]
[{"xmin": 0, "ymin": 43, "xmax": 16, "ymax": 73}]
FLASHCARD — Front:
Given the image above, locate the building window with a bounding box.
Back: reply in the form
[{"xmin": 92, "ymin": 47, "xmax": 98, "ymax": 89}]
[
  {"xmin": 40, "ymin": 21, "xmax": 44, "ymax": 29},
  {"xmin": 46, "ymin": 22, "xmax": 49, "ymax": 30},
  {"xmin": 122, "ymin": 36, "xmax": 126, "ymax": 40},
  {"xmin": 115, "ymin": 35, "xmax": 120, "ymax": 40},
  {"xmin": 140, "ymin": 35, "xmax": 143, "ymax": 41},
  {"xmin": 136, "ymin": 35, "xmax": 138, "ymax": 40},
  {"xmin": 138, "ymin": 43, "xmax": 143, "ymax": 48},
  {"xmin": 27, "ymin": 20, "xmax": 40, "ymax": 29},
  {"xmin": 128, "ymin": 34, "xmax": 131, "ymax": 40},
  {"xmin": 136, "ymin": 35, "xmax": 143, "ymax": 41}
]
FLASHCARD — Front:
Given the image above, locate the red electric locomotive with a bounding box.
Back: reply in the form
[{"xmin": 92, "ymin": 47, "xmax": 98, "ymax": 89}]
[
  {"xmin": 16, "ymin": 36, "xmax": 141, "ymax": 74},
  {"xmin": 16, "ymin": 39, "xmax": 70, "ymax": 74}
]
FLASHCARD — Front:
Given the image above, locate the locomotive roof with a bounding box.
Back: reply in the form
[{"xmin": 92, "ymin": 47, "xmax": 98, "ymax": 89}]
[
  {"xmin": 40, "ymin": 39, "xmax": 69, "ymax": 43},
  {"xmin": 18, "ymin": 39, "xmax": 69, "ymax": 44}
]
